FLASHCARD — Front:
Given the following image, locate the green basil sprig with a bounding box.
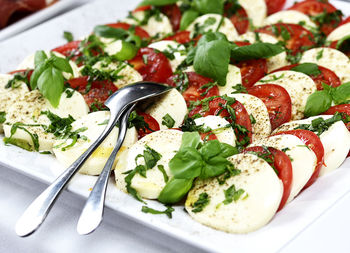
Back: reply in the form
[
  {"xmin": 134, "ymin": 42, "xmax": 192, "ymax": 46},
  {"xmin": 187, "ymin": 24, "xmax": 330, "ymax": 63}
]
[
  {"xmin": 290, "ymin": 63, "xmax": 322, "ymax": 76},
  {"xmin": 230, "ymin": 42, "xmax": 285, "ymax": 61},
  {"xmin": 139, "ymin": 0, "xmax": 178, "ymax": 6},
  {"xmin": 30, "ymin": 51, "xmax": 73, "ymax": 108},
  {"xmin": 158, "ymin": 132, "xmax": 238, "ymax": 204},
  {"xmin": 304, "ymin": 82, "xmax": 350, "ymax": 117},
  {"xmin": 180, "ymin": 10, "xmax": 199, "ymax": 31}
]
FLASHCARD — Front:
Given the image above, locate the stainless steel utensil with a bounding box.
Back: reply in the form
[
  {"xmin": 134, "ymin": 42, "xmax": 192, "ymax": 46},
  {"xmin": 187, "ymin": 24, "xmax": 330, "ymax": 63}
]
[
  {"xmin": 76, "ymin": 104, "xmax": 135, "ymax": 235},
  {"xmin": 15, "ymin": 82, "xmax": 172, "ymax": 237}
]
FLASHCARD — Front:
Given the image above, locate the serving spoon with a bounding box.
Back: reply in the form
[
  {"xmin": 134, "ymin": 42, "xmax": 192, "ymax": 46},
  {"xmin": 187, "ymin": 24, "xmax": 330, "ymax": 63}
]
[
  {"xmin": 77, "ymin": 103, "xmax": 135, "ymax": 235},
  {"xmin": 15, "ymin": 82, "xmax": 172, "ymax": 237}
]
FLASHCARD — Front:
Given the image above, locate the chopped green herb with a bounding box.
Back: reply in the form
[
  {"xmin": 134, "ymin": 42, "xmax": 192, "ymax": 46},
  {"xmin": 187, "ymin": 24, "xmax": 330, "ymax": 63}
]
[
  {"xmin": 141, "ymin": 205, "xmax": 175, "ymax": 218},
  {"xmin": 192, "ymin": 192, "xmax": 210, "ymax": 213},
  {"xmin": 316, "ymin": 49, "xmax": 324, "ymax": 60},
  {"xmin": 157, "ymin": 165, "xmax": 169, "ymax": 183},
  {"xmin": 162, "ymin": 113, "xmax": 175, "ymax": 128},
  {"xmin": 0, "ymin": 112, "xmax": 5, "ymax": 124},
  {"xmin": 223, "ymin": 184, "xmax": 245, "ymax": 205},
  {"xmin": 296, "ymin": 113, "xmax": 344, "ymax": 136},
  {"xmin": 63, "ymin": 31, "xmax": 74, "ymax": 42}
]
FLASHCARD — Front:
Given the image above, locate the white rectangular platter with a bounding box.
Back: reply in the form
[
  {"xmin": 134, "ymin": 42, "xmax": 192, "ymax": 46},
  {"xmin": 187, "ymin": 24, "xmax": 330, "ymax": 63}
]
[
  {"xmin": 0, "ymin": 0, "xmax": 349, "ymax": 252},
  {"xmin": 0, "ymin": 0, "xmax": 86, "ymax": 42}
]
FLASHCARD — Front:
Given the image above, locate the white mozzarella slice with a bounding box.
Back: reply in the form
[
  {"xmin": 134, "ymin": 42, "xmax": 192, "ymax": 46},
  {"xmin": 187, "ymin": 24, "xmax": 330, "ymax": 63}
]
[
  {"xmin": 0, "ymin": 74, "xmax": 29, "ymax": 132},
  {"xmin": 327, "ymin": 23, "xmax": 350, "ymax": 42},
  {"xmin": 185, "ymin": 153, "xmax": 283, "ymax": 234},
  {"xmin": 91, "ymin": 61, "xmax": 142, "ymax": 89},
  {"xmin": 100, "ymin": 38, "xmax": 123, "ymax": 56},
  {"xmin": 124, "ymin": 11, "xmax": 173, "ymax": 38},
  {"xmin": 300, "ymin": 48, "xmax": 350, "ymax": 84},
  {"xmin": 252, "ymin": 134, "xmax": 316, "ymax": 203},
  {"xmin": 238, "ymin": 0, "xmax": 267, "ymax": 28},
  {"xmin": 237, "ymin": 32, "xmax": 288, "ymax": 72},
  {"xmin": 264, "ymin": 10, "xmax": 316, "ymax": 29},
  {"xmin": 257, "ymin": 71, "xmax": 316, "ymax": 120},
  {"xmin": 114, "ymin": 130, "xmax": 183, "ymax": 199},
  {"xmin": 186, "ymin": 14, "xmax": 238, "ymax": 41},
  {"xmin": 229, "ymin": 93, "xmax": 271, "ymax": 141},
  {"xmin": 53, "ymin": 111, "xmax": 138, "ymax": 176},
  {"xmin": 274, "ymin": 115, "xmax": 350, "ymax": 176},
  {"xmin": 142, "ymin": 88, "xmax": 187, "ymax": 130},
  {"xmin": 16, "ymin": 51, "xmax": 80, "ymax": 79},
  {"xmin": 148, "ymin": 40, "xmax": 186, "ymax": 71},
  {"xmin": 4, "ymin": 89, "xmax": 88, "ymax": 151},
  {"xmin": 219, "ymin": 65, "xmax": 242, "ymax": 96},
  {"xmin": 194, "ymin": 116, "xmax": 236, "ymax": 146}
]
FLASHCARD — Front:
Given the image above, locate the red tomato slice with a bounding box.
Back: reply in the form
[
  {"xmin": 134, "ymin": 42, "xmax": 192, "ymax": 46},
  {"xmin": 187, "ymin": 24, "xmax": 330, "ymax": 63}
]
[
  {"xmin": 340, "ymin": 16, "xmax": 350, "ymax": 26},
  {"xmin": 272, "ymin": 64, "xmax": 341, "ymax": 90},
  {"xmin": 106, "ymin": 22, "xmax": 150, "ymax": 39},
  {"xmin": 189, "ymin": 97, "xmax": 253, "ymax": 144},
  {"xmin": 224, "ymin": 4, "xmax": 249, "ymax": 35},
  {"xmin": 52, "ymin": 40, "xmax": 81, "ymax": 59},
  {"xmin": 329, "ymin": 40, "xmax": 350, "ymax": 58},
  {"xmin": 247, "ymin": 84, "xmax": 292, "ymax": 130},
  {"xmin": 288, "ymin": 0, "xmax": 341, "ymax": 35},
  {"xmin": 136, "ymin": 111, "xmax": 160, "ymax": 139},
  {"xmin": 324, "ymin": 104, "xmax": 350, "ymax": 132},
  {"xmin": 265, "ymin": 0, "xmax": 286, "ymax": 15},
  {"xmin": 129, "ymin": 47, "xmax": 173, "ymax": 83},
  {"xmin": 161, "ymin": 4, "xmax": 181, "ymax": 31},
  {"xmin": 164, "ymin": 31, "xmax": 192, "ymax": 44},
  {"xmin": 256, "ymin": 23, "xmax": 315, "ymax": 55},
  {"xmin": 243, "ymin": 146, "xmax": 292, "ymax": 210},
  {"xmin": 233, "ymin": 41, "xmax": 268, "ymax": 87},
  {"xmin": 132, "ymin": 5, "xmax": 152, "ymax": 13},
  {"xmin": 200, "ymin": 132, "xmax": 218, "ymax": 141},
  {"xmin": 166, "ymin": 72, "xmax": 219, "ymax": 104},
  {"xmin": 274, "ymin": 129, "xmax": 325, "ymax": 189},
  {"xmin": 67, "ymin": 76, "xmax": 118, "ymax": 110},
  {"xmin": 8, "ymin": 69, "xmax": 33, "ymax": 85}
]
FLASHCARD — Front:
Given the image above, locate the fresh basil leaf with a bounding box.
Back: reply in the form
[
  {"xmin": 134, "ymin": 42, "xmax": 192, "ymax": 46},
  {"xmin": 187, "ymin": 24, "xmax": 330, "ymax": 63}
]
[
  {"xmin": 51, "ymin": 55, "xmax": 73, "ymax": 74},
  {"xmin": 336, "ymin": 34, "xmax": 350, "ymax": 50},
  {"xmin": 143, "ymin": 146, "xmax": 162, "ymax": 169},
  {"xmin": 180, "ymin": 132, "xmax": 201, "ymax": 149},
  {"xmin": 304, "ymin": 90, "xmax": 332, "ymax": 117},
  {"xmin": 199, "ymin": 140, "xmax": 221, "ymax": 159},
  {"xmin": 219, "ymin": 142, "xmax": 238, "ymax": 157},
  {"xmin": 192, "ymin": 0, "xmax": 225, "ymax": 14},
  {"xmin": 194, "ymin": 40, "xmax": 231, "ymax": 85},
  {"xmin": 139, "ymin": 0, "xmax": 178, "ymax": 6},
  {"xmin": 30, "ymin": 62, "xmax": 49, "ymax": 90},
  {"xmin": 63, "ymin": 31, "xmax": 74, "ymax": 42},
  {"xmin": 180, "ymin": 10, "xmax": 199, "ymax": 31},
  {"xmin": 34, "ymin": 50, "xmax": 48, "ymax": 66},
  {"xmin": 332, "ymin": 82, "xmax": 350, "ymax": 105},
  {"xmin": 223, "ymin": 184, "xmax": 245, "ymax": 205},
  {"xmin": 196, "ymin": 31, "xmax": 228, "ymax": 47},
  {"xmin": 37, "ymin": 67, "xmax": 64, "ymax": 108},
  {"xmin": 231, "ymin": 42, "xmax": 285, "ymax": 61},
  {"xmin": 191, "ymin": 192, "xmax": 210, "ymax": 213},
  {"xmin": 291, "ymin": 63, "xmax": 322, "ymax": 77},
  {"xmin": 114, "ymin": 41, "xmax": 138, "ymax": 61},
  {"xmin": 158, "ymin": 178, "xmax": 193, "ymax": 204},
  {"xmin": 201, "ymin": 157, "xmax": 228, "ymax": 179},
  {"xmin": 93, "ymin": 25, "xmax": 128, "ymax": 39},
  {"xmin": 141, "ymin": 205, "xmax": 174, "ymax": 218},
  {"xmin": 169, "ymin": 147, "xmax": 203, "ymax": 179},
  {"xmin": 0, "ymin": 112, "xmax": 6, "ymax": 124},
  {"xmin": 161, "ymin": 113, "xmax": 175, "ymax": 128}
]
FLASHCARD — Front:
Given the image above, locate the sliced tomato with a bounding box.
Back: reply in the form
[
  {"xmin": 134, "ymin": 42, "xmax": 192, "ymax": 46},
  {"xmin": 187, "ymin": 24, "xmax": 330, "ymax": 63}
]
[
  {"xmin": 272, "ymin": 64, "xmax": 341, "ymax": 90},
  {"xmin": 161, "ymin": 4, "xmax": 181, "ymax": 31},
  {"xmin": 224, "ymin": 4, "xmax": 249, "ymax": 35},
  {"xmin": 233, "ymin": 41, "xmax": 268, "ymax": 87},
  {"xmin": 200, "ymin": 132, "xmax": 218, "ymax": 141},
  {"xmin": 52, "ymin": 40, "xmax": 81, "ymax": 60},
  {"xmin": 129, "ymin": 47, "xmax": 173, "ymax": 83},
  {"xmin": 256, "ymin": 23, "xmax": 315, "ymax": 55},
  {"xmin": 132, "ymin": 5, "xmax": 152, "ymax": 13},
  {"xmin": 247, "ymin": 84, "xmax": 292, "ymax": 130},
  {"xmin": 189, "ymin": 97, "xmax": 253, "ymax": 144},
  {"xmin": 164, "ymin": 31, "xmax": 192, "ymax": 44},
  {"xmin": 288, "ymin": 0, "xmax": 342, "ymax": 35},
  {"xmin": 136, "ymin": 111, "xmax": 160, "ymax": 139},
  {"xmin": 265, "ymin": 0, "xmax": 286, "ymax": 15},
  {"xmin": 8, "ymin": 69, "xmax": 33, "ymax": 85},
  {"xmin": 339, "ymin": 16, "xmax": 350, "ymax": 26},
  {"xmin": 274, "ymin": 129, "xmax": 325, "ymax": 189},
  {"xmin": 106, "ymin": 22, "xmax": 150, "ymax": 39},
  {"xmin": 324, "ymin": 104, "xmax": 350, "ymax": 132},
  {"xmin": 329, "ymin": 40, "xmax": 350, "ymax": 58},
  {"xmin": 166, "ymin": 72, "xmax": 219, "ymax": 104},
  {"xmin": 243, "ymin": 146, "xmax": 293, "ymax": 211},
  {"xmin": 66, "ymin": 76, "xmax": 118, "ymax": 110}
]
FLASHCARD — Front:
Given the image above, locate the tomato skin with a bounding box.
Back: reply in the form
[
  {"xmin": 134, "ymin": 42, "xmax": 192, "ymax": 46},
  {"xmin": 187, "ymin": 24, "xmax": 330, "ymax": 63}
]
[
  {"xmin": 233, "ymin": 41, "xmax": 268, "ymax": 88},
  {"xmin": 66, "ymin": 76, "xmax": 118, "ymax": 109},
  {"xmin": 166, "ymin": 72, "xmax": 219, "ymax": 104},
  {"xmin": 243, "ymin": 146, "xmax": 292, "ymax": 211},
  {"xmin": 189, "ymin": 97, "xmax": 253, "ymax": 143},
  {"xmin": 274, "ymin": 129, "xmax": 325, "ymax": 189},
  {"xmin": 161, "ymin": 4, "xmax": 181, "ymax": 31},
  {"xmin": 8, "ymin": 69, "xmax": 33, "ymax": 86},
  {"xmin": 265, "ymin": 0, "xmax": 286, "ymax": 15},
  {"xmin": 52, "ymin": 40, "xmax": 82, "ymax": 60},
  {"xmin": 132, "ymin": 5, "xmax": 152, "ymax": 13},
  {"xmin": 339, "ymin": 16, "xmax": 350, "ymax": 26},
  {"xmin": 129, "ymin": 47, "xmax": 173, "ymax": 83},
  {"xmin": 256, "ymin": 24, "xmax": 315, "ymax": 55},
  {"xmin": 288, "ymin": 0, "xmax": 341, "ymax": 35},
  {"xmin": 200, "ymin": 132, "xmax": 218, "ymax": 141},
  {"xmin": 247, "ymin": 84, "xmax": 292, "ymax": 130},
  {"xmin": 164, "ymin": 31, "xmax": 192, "ymax": 44},
  {"xmin": 136, "ymin": 111, "xmax": 160, "ymax": 139},
  {"xmin": 106, "ymin": 22, "xmax": 150, "ymax": 39},
  {"xmin": 272, "ymin": 64, "xmax": 341, "ymax": 90},
  {"xmin": 224, "ymin": 4, "xmax": 249, "ymax": 35},
  {"xmin": 324, "ymin": 104, "xmax": 350, "ymax": 132}
]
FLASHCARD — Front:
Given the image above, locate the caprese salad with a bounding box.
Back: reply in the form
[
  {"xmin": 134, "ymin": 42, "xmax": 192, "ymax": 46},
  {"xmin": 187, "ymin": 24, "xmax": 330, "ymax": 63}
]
[{"xmin": 1, "ymin": 0, "xmax": 350, "ymax": 234}]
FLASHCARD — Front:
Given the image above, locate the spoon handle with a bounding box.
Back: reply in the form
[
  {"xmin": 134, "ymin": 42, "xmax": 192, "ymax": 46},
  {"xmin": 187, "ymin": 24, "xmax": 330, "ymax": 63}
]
[
  {"xmin": 15, "ymin": 108, "xmax": 124, "ymax": 237},
  {"xmin": 77, "ymin": 104, "xmax": 135, "ymax": 235}
]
